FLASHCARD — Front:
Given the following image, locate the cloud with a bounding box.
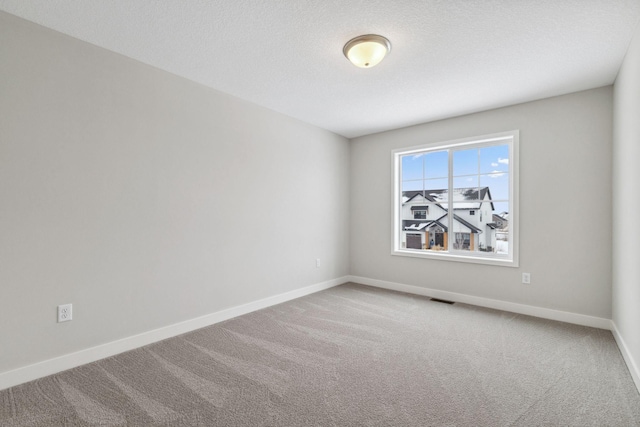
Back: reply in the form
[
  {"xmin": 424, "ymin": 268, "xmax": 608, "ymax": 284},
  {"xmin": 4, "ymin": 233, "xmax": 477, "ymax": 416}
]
[
  {"xmin": 498, "ymin": 157, "xmax": 509, "ymax": 165},
  {"xmin": 412, "ymin": 153, "xmax": 425, "ymax": 159},
  {"xmin": 491, "ymin": 162, "xmax": 498, "ymax": 167},
  {"xmin": 488, "ymin": 171, "xmax": 505, "ymax": 178}
]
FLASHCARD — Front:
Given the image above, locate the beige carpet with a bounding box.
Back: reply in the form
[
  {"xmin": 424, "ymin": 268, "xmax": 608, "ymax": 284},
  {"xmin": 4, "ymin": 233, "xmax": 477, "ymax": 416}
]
[{"xmin": 1, "ymin": 283, "xmax": 639, "ymax": 426}]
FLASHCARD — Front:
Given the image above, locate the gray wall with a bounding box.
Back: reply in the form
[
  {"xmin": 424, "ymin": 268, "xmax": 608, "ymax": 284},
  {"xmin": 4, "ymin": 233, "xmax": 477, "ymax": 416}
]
[
  {"xmin": 613, "ymin": 22, "xmax": 640, "ymax": 381},
  {"xmin": 350, "ymin": 87, "xmax": 613, "ymax": 318},
  {"xmin": 0, "ymin": 13, "xmax": 350, "ymax": 374}
]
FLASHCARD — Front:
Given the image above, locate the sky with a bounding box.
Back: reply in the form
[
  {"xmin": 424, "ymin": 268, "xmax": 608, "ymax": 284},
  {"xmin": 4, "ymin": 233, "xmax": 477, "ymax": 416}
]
[{"xmin": 401, "ymin": 144, "xmax": 510, "ymax": 214}]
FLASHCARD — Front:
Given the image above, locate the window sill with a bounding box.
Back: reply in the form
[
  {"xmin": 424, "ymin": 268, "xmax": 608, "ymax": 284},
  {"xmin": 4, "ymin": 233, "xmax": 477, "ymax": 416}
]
[{"xmin": 392, "ymin": 248, "xmax": 518, "ymax": 267}]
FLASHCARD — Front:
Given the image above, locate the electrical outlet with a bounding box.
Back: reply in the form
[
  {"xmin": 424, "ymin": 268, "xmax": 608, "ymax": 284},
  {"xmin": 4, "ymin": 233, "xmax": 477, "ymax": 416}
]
[
  {"xmin": 58, "ymin": 304, "xmax": 72, "ymax": 322},
  {"xmin": 316, "ymin": 258, "xmax": 321, "ymax": 268},
  {"xmin": 522, "ymin": 273, "xmax": 531, "ymax": 284}
]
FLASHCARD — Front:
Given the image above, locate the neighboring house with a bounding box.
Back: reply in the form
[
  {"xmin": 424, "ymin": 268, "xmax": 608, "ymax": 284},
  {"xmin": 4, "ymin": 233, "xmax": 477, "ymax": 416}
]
[
  {"xmin": 492, "ymin": 212, "xmax": 509, "ymax": 230},
  {"xmin": 402, "ymin": 187, "xmax": 497, "ymax": 252}
]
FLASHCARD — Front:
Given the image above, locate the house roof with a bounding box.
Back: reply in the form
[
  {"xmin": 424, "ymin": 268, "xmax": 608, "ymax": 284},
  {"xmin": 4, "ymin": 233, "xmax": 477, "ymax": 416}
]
[
  {"xmin": 403, "ymin": 187, "xmax": 495, "ymax": 211},
  {"xmin": 404, "ymin": 191, "xmax": 438, "ymax": 204},
  {"xmin": 402, "ymin": 220, "xmax": 448, "ymax": 233},
  {"xmin": 403, "ymin": 213, "xmax": 482, "ymax": 234},
  {"xmin": 403, "ymin": 221, "xmax": 429, "ymax": 231}
]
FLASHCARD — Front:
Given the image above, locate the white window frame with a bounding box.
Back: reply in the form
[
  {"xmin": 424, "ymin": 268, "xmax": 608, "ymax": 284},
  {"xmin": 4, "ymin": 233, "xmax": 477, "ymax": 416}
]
[{"xmin": 391, "ymin": 130, "xmax": 519, "ymax": 267}]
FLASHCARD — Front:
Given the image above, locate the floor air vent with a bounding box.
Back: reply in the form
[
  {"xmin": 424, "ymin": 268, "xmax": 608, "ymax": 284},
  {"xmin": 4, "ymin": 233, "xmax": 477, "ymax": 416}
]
[{"xmin": 430, "ymin": 298, "xmax": 455, "ymax": 305}]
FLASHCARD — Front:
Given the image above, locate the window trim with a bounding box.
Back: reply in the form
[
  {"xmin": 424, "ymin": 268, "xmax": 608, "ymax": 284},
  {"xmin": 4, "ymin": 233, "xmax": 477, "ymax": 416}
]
[{"xmin": 391, "ymin": 130, "xmax": 519, "ymax": 267}]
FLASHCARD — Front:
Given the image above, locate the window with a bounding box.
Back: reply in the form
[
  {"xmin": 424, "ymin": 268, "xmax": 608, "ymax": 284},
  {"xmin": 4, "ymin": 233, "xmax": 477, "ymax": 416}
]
[
  {"xmin": 453, "ymin": 232, "xmax": 470, "ymax": 250},
  {"xmin": 412, "ymin": 206, "xmax": 428, "ymax": 219},
  {"xmin": 392, "ymin": 131, "xmax": 518, "ymax": 266}
]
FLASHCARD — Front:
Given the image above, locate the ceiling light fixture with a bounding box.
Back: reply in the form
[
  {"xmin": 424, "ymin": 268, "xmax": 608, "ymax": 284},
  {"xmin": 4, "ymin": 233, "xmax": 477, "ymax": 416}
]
[{"xmin": 343, "ymin": 34, "xmax": 391, "ymax": 68}]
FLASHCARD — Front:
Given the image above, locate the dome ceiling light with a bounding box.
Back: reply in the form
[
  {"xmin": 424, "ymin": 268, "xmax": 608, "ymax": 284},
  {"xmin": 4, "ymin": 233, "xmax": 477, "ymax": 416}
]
[{"xmin": 343, "ymin": 34, "xmax": 391, "ymax": 68}]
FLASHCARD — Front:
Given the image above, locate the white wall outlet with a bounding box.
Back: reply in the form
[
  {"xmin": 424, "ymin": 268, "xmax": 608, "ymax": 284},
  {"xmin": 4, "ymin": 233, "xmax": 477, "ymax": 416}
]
[
  {"xmin": 316, "ymin": 258, "xmax": 321, "ymax": 268},
  {"xmin": 522, "ymin": 273, "xmax": 531, "ymax": 284},
  {"xmin": 58, "ymin": 304, "xmax": 72, "ymax": 322}
]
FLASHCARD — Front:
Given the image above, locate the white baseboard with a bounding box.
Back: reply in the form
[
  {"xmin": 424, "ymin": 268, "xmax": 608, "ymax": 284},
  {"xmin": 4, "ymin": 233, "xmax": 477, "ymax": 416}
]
[
  {"xmin": 611, "ymin": 322, "xmax": 640, "ymax": 394},
  {"xmin": 3, "ymin": 276, "xmax": 626, "ymax": 393},
  {"xmin": 0, "ymin": 276, "xmax": 347, "ymax": 391},
  {"xmin": 347, "ymin": 275, "xmax": 613, "ymax": 330}
]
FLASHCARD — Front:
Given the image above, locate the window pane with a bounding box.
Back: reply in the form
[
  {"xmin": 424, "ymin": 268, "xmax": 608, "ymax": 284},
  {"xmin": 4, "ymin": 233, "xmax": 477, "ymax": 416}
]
[
  {"xmin": 452, "ymin": 200, "xmax": 495, "ymax": 252},
  {"xmin": 480, "ymin": 173, "xmax": 509, "ymax": 201},
  {"xmin": 428, "ymin": 223, "xmax": 448, "ymax": 251},
  {"xmin": 492, "ymin": 201, "xmax": 509, "ymax": 215},
  {"xmin": 428, "ymin": 188, "xmax": 448, "ymax": 208},
  {"xmin": 401, "ymin": 155, "xmax": 423, "ymax": 181},
  {"xmin": 491, "ymin": 205, "xmax": 509, "ymax": 255},
  {"xmin": 401, "ymin": 180, "xmax": 423, "ymax": 193},
  {"xmin": 401, "ymin": 197, "xmax": 443, "ymax": 251},
  {"xmin": 453, "ymin": 148, "xmax": 478, "ymax": 177},
  {"xmin": 424, "ymin": 150, "xmax": 448, "ymax": 179},
  {"xmin": 480, "ymin": 145, "xmax": 509, "ymax": 174},
  {"xmin": 494, "ymin": 212, "xmax": 509, "ymax": 254},
  {"xmin": 495, "ymin": 231, "xmax": 509, "ymax": 255},
  {"xmin": 424, "ymin": 178, "xmax": 448, "ymax": 195},
  {"xmin": 453, "ymin": 176, "xmax": 479, "ymax": 196}
]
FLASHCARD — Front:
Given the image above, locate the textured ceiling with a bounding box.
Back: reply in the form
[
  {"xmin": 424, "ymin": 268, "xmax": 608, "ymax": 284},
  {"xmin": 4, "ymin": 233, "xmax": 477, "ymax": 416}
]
[{"xmin": 1, "ymin": 1, "xmax": 639, "ymax": 138}]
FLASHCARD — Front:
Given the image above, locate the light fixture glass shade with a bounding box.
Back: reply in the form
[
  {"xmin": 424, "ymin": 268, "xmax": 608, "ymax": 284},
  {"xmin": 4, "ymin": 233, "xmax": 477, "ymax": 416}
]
[{"xmin": 343, "ymin": 34, "xmax": 391, "ymax": 68}]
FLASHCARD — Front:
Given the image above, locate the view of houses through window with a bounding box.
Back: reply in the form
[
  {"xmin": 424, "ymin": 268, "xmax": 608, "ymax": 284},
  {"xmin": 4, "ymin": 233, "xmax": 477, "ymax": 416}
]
[{"xmin": 393, "ymin": 132, "xmax": 517, "ymax": 265}]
